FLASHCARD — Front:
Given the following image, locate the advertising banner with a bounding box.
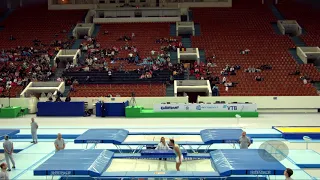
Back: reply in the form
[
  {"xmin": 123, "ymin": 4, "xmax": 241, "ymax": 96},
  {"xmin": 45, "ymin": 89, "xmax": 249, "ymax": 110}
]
[{"xmin": 153, "ymin": 103, "xmax": 257, "ymax": 112}]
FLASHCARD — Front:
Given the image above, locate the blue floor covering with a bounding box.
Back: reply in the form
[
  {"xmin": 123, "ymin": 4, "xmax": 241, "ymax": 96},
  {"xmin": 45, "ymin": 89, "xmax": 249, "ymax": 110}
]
[{"xmin": 0, "ymin": 128, "xmax": 318, "ymax": 180}]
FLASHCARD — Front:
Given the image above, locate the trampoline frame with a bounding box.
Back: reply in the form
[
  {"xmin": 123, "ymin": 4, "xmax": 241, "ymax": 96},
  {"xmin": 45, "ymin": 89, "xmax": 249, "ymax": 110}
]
[{"xmin": 88, "ymin": 142, "xmax": 238, "ymax": 154}]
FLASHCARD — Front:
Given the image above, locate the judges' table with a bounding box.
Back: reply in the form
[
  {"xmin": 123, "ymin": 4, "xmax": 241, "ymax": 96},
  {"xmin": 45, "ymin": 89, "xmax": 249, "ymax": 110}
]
[
  {"xmin": 153, "ymin": 103, "xmax": 257, "ymax": 112},
  {"xmin": 37, "ymin": 102, "xmax": 85, "ymax": 116}
]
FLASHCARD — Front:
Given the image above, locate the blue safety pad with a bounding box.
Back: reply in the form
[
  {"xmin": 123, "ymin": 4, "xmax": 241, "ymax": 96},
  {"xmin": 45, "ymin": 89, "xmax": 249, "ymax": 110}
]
[
  {"xmin": 34, "ymin": 149, "xmax": 114, "ymax": 177},
  {"xmin": 129, "ymin": 132, "xmax": 200, "ymax": 135},
  {"xmin": 74, "ymin": 129, "xmax": 129, "ymax": 144},
  {"xmin": 112, "ymin": 153, "xmax": 210, "ymax": 159},
  {"xmin": 37, "ymin": 102, "xmax": 85, "ymax": 116},
  {"xmin": 140, "ymin": 150, "xmax": 187, "ymax": 158},
  {"xmin": 201, "ymin": 129, "xmax": 251, "ymax": 144},
  {"xmin": 0, "ymin": 129, "xmax": 20, "ymax": 140},
  {"xmin": 100, "ymin": 171, "xmax": 221, "ymax": 178},
  {"xmin": 211, "ymin": 149, "xmax": 286, "ymax": 176},
  {"xmin": 121, "ymin": 141, "xmax": 204, "ymax": 145}
]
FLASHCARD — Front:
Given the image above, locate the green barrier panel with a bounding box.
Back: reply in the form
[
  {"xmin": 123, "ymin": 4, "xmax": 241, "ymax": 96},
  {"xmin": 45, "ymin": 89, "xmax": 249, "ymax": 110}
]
[
  {"xmin": 0, "ymin": 106, "xmax": 28, "ymax": 118},
  {"xmin": 125, "ymin": 106, "xmax": 259, "ymax": 118}
]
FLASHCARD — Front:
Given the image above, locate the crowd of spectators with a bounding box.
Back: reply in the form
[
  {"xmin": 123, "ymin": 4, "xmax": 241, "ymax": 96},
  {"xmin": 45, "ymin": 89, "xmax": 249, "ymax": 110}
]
[
  {"xmin": 65, "ymin": 34, "xmax": 184, "ymax": 83},
  {"xmin": 0, "ymin": 35, "xmax": 75, "ymax": 97}
]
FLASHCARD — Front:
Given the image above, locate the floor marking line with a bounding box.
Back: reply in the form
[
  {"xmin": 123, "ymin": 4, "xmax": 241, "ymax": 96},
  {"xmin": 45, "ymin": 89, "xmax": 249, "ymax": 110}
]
[
  {"xmin": 11, "ymin": 150, "xmax": 55, "ymax": 180},
  {"xmin": 11, "ymin": 142, "xmax": 69, "ymax": 180}
]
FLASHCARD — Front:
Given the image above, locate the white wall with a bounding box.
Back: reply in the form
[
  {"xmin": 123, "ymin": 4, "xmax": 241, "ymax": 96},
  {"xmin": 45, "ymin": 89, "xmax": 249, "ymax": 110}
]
[{"xmin": 0, "ymin": 98, "xmax": 30, "ymax": 108}]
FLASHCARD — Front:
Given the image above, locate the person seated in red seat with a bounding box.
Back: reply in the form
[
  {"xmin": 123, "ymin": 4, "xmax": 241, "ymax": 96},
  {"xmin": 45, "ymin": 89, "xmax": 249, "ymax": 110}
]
[
  {"xmin": 139, "ymin": 74, "xmax": 145, "ymax": 79},
  {"xmin": 255, "ymin": 76, "xmax": 263, "ymax": 81},
  {"xmin": 195, "ymin": 73, "xmax": 200, "ymax": 79}
]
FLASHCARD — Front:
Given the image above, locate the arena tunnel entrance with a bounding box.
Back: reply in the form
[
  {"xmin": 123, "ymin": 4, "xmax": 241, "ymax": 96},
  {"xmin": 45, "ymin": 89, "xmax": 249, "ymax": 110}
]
[{"xmin": 187, "ymin": 92, "xmax": 206, "ymax": 103}]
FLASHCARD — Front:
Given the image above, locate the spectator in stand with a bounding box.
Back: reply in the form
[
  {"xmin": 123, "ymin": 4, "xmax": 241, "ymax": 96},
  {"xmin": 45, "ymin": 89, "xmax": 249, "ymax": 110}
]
[
  {"xmin": 244, "ymin": 48, "xmax": 250, "ymax": 54},
  {"xmin": 139, "ymin": 74, "xmax": 145, "ymax": 79},
  {"xmin": 47, "ymin": 97, "xmax": 53, "ymax": 102},
  {"xmin": 222, "ymin": 76, "xmax": 227, "ymax": 84},
  {"xmin": 132, "ymin": 32, "xmax": 135, "ymax": 39},
  {"xmin": 151, "ymin": 50, "xmax": 155, "ymax": 56},
  {"xmin": 85, "ymin": 76, "xmax": 91, "ymax": 82},
  {"xmin": 70, "ymin": 84, "xmax": 75, "ymax": 92},
  {"xmin": 56, "ymin": 58, "xmax": 60, "ymax": 67},
  {"xmin": 224, "ymin": 81, "xmax": 235, "ymax": 87},
  {"xmin": 128, "ymin": 52, "xmax": 134, "ymax": 63},
  {"xmin": 57, "ymin": 77, "xmax": 63, "ymax": 82},
  {"xmin": 212, "ymin": 85, "xmax": 219, "ymax": 96},
  {"xmin": 65, "ymin": 95, "xmax": 71, "ymax": 102},
  {"xmin": 255, "ymin": 76, "xmax": 263, "ymax": 81},
  {"xmin": 108, "ymin": 70, "xmax": 112, "ymax": 80},
  {"xmin": 303, "ymin": 78, "xmax": 307, "ymax": 84},
  {"xmin": 55, "ymin": 96, "xmax": 62, "ymax": 102}
]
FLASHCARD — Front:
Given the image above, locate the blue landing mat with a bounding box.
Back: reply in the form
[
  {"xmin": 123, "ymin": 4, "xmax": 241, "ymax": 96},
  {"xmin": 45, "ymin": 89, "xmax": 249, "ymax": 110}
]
[
  {"xmin": 74, "ymin": 129, "xmax": 129, "ymax": 144},
  {"xmin": 201, "ymin": 129, "xmax": 253, "ymax": 143},
  {"xmin": 211, "ymin": 149, "xmax": 286, "ymax": 176},
  {"xmin": 0, "ymin": 129, "xmax": 20, "ymax": 140},
  {"xmin": 287, "ymin": 150, "xmax": 320, "ymax": 168},
  {"xmin": 34, "ymin": 149, "xmax": 114, "ymax": 177},
  {"xmin": 60, "ymin": 176, "xmax": 269, "ymax": 180}
]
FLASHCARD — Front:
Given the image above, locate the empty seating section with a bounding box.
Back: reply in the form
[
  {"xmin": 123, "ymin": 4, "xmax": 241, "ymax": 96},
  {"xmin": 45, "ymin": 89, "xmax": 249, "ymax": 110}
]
[
  {"xmin": 0, "ymin": 5, "xmax": 86, "ymax": 48},
  {"xmin": 191, "ymin": 1, "xmax": 319, "ymax": 96},
  {"xmin": 96, "ymin": 23, "xmax": 178, "ymax": 70},
  {"xmin": 70, "ymin": 84, "xmax": 166, "ymax": 97},
  {"xmin": 277, "ymin": 0, "xmax": 320, "ymax": 47}
]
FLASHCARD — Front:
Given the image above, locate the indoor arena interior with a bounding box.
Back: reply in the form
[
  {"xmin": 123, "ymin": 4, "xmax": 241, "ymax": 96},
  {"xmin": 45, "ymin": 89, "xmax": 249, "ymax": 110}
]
[{"xmin": 1, "ymin": 0, "xmax": 320, "ymax": 179}]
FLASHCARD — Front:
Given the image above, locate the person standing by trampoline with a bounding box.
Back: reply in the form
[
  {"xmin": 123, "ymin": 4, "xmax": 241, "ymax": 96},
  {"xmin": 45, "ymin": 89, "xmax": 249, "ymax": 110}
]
[
  {"xmin": 156, "ymin": 137, "xmax": 170, "ymax": 171},
  {"xmin": 0, "ymin": 163, "xmax": 9, "ymax": 180},
  {"xmin": 239, "ymin": 131, "xmax": 251, "ymax": 149},
  {"xmin": 169, "ymin": 139, "xmax": 183, "ymax": 171},
  {"xmin": 2, "ymin": 135, "xmax": 16, "ymax": 171},
  {"xmin": 30, "ymin": 117, "xmax": 38, "ymax": 144},
  {"xmin": 54, "ymin": 133, "xmax": 65, "ymax": 152},
  {"xmin": 284, "ymin": 168, "xmax": 294, "ymax": 180}
]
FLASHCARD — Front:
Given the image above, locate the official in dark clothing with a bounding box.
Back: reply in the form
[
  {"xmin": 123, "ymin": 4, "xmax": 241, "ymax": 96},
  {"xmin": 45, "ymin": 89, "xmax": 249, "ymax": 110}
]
[{"xmin": 101, "ymin": 102, "xmax": 106, "ymax": 117}]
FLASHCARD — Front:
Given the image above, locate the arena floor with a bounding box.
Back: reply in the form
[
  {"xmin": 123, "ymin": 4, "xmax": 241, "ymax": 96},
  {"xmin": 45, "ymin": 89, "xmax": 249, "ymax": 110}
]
[{"xmin": 1, "ymin": 113, "xmax": 320, "ymax": 179}]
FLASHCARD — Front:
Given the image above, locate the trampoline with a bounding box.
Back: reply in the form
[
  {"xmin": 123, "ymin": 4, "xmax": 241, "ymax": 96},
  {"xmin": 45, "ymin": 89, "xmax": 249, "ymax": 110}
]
[
  {"xmin": 33, "ymin": 128, "xmax": 285, "ymax": 179},
  {"xmin": 74, "ymin": 128, "xmax": 253, "ymax": 153},
  {"xmin": 34, "ymin": 149, "xmax": 286, "ymax": 178}
]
